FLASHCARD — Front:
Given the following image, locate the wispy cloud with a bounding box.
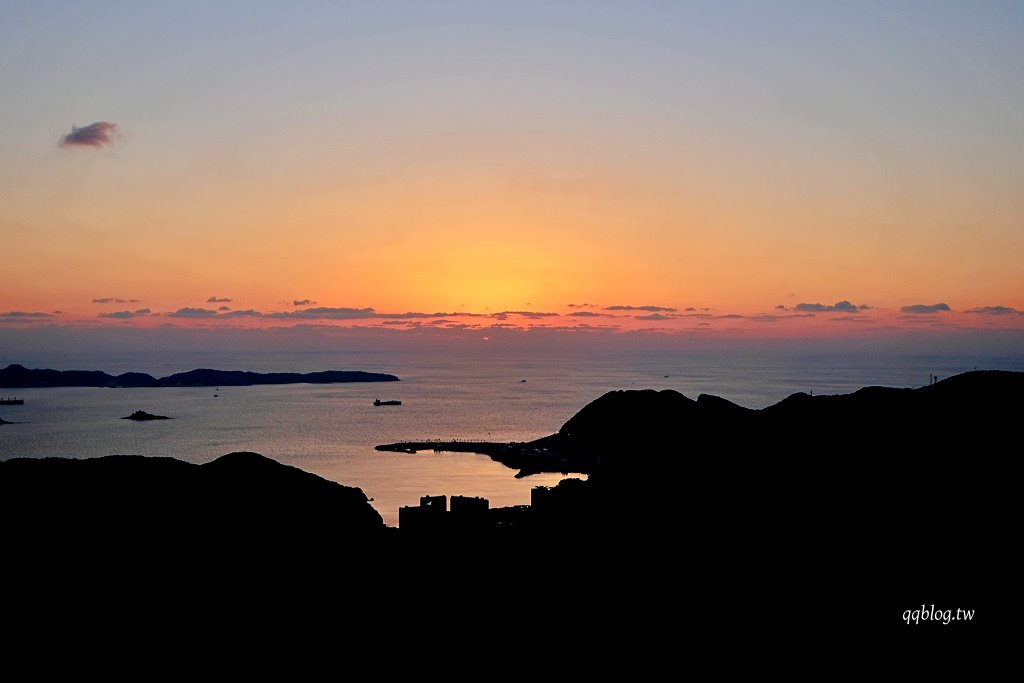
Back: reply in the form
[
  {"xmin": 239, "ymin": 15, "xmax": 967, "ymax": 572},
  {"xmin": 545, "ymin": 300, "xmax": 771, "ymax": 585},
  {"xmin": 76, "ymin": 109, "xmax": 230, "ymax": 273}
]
[
  {"xmin": 605, "ymin": 304, "xmax": 676, "ymax": 312},
  {"xmin": 635, "ymin": 313, "xmax": 670, "ymax": 321},
  {"xmin": 795, "ymin": 300, "xmax": 865, "ymax": 313},
  {"xmin": 901, "ymin": 317, "xmax": 946, "ymax": 325},
  {"xmin": 292, "ymin": 299, "xmax": 317, "ymax": 306},
  {"xmin": 0, "ymin": 311, "xmax": 57, "ymax": 322},
  {"xmin": 219, "ymin": 309, "xmax": 263, "ymax": 318},
  {"xmin": 966, "ymin": 305, "xmax": 1019, "ymax": 315},
  {"xmin": 92, "ymin": 297, "xmax": 139, "ymax": 304},
  {"xmin": 265, "ymin": 307, "xmax": 376, "ymax": 320},
  {"xmin": 830, "ymin": 315, "xmax": 875, "ymax": 323},
  {"xmin": 167, "ymin": 307, "xmax": 219, "ymax": 318},
  {"xmin": 901, "ymin": 303, "xmax": 951, "ymax": 314},
  {"xmin": 59, "ymin": 122, "xmax": 119, "ymax": 148},
  {"xmin": 376, "ymin": 311, "xmax": 487, "ymax": 320},
  {"xmin": 99, "ymin": 308, "xmax": 151, "ymax": 319},
  {"xmin": 207, "ymin": 296, "xmax": 232, "ymax": 303},
  {"xmin": 495, "ymin": 310, "xmax": 560, "ymax": 320},
  {"xmin": 568, "ymin": 311, "xmax": 609, "ymax": 318},
  {"xmin": 751, "ymin": 313, "xmax": 819, "ymax": 323}
]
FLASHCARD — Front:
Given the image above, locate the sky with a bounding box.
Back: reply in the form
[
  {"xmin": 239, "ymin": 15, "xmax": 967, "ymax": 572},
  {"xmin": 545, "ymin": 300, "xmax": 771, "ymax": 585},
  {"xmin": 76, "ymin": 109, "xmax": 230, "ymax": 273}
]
[{"xmin": 2, "ymin": 1, "xmax": 1023, "ymax": 353}]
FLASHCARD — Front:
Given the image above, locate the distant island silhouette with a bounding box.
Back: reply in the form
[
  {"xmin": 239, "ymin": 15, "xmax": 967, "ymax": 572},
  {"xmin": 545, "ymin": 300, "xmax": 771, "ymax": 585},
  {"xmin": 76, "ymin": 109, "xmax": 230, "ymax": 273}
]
[
  {"xmin": 0, "ymin": 363, "xmax": 400, "ymax": 388},
  {"xmin": 122, "ymin": 410, "xmax": 172, "ymax": 421}
]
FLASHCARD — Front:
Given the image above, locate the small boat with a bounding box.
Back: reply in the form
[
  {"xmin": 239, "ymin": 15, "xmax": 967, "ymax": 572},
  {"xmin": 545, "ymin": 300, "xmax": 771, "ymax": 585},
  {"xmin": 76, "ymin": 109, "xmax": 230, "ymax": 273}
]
[
  {"xmin": 0, "ymin": 398, "xmax": 24, "ymax": 405},
  {"xmin": 373, "ymin": 398, "xmax": 402, "ymax": 406}
]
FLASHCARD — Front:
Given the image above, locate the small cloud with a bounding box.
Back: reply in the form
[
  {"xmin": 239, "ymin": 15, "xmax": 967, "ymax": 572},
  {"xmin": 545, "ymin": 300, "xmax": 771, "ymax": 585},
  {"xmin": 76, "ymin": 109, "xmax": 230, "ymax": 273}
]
[
  {"xmin": 99, "ymin": 308, "xmax": 151, "ymax": 319},
  {"xmin": 966, "ymin": 305, "xmax": 1018, "ymax": 315},
  {"xmin": 685, "ymin": 307, "xmax": 697, "ymax": 312},
  {"xmin": 718, "ymin": 314, "xmax": 743, "ymax": 319},
  {"xmin": 605, "ymin": 304, "xmax": 677, "ymax": 312},
  {"xmin": 775, "ymin": 305, "xmax": 788, "ymax": 310},
  {"xmin": 207, "ymin": 296, "xmax": 232, "ymax": 303},
  {"xmin": 795, "ymin": 300, "xmax": 862, "ymax": 313},
  {"xmin": 635, "ymin": 313, "xmax": 670, "ymax": 321},
  {"xmin": 567, "ymin": 303, "xmax": 596, "ymax": 308},
  {"xmin": 168, "ymin": 307, "xmax": 218, "ymax": 318},
  {"xmin": 92, "ymin": 297, "xmax": 139, "ymax": 304},
  {"xmin": 795, "ymin": 303, "xmax": 832, "ymax": 312},
  {"xmin": 218, "ymin": 305, "xmax": 231, "ymax": 311},
  {"xmin": 567, "ymin": 311, "xmax": 608, "ymax": 318},
  {"xmin": 293, "ymin": 299, "xmax": 317, "ymax": 306},
  {"xmin": 901, "ymin": 303, "xmax": 951, "ymax": 314},
  {"xmin": 59, "ymin": 122, "xmax": 119, "ymax": 148}
]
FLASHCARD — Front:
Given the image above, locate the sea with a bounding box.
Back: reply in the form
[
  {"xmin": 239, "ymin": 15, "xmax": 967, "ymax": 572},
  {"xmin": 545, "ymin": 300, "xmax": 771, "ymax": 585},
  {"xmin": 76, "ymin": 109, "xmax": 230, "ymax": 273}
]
[{"xmin": 1, "ymin": 348, "xmax": 1020, "ymax": 526}]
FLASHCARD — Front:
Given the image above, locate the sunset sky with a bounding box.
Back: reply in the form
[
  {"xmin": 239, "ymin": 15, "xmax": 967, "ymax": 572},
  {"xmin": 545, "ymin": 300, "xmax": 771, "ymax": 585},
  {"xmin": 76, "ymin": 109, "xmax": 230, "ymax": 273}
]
[{"xmin": 3, "ymin": 1, "xmax": 1023, "ymax": 350}]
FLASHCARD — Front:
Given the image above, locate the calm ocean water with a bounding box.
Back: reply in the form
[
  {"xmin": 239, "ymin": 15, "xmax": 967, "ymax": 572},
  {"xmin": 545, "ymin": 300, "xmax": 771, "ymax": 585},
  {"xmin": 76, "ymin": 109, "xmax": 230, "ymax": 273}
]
[{"xmin": 2, "ymin": 348, "xmax": 1019, "ymax": 525}]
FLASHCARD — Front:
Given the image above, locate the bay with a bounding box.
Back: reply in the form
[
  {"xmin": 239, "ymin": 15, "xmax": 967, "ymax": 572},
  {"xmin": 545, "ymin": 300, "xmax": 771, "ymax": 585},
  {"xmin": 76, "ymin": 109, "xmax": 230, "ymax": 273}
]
[{"xmin": 1, "ymin": 348, "xmax": 1019, "ymax": 526}]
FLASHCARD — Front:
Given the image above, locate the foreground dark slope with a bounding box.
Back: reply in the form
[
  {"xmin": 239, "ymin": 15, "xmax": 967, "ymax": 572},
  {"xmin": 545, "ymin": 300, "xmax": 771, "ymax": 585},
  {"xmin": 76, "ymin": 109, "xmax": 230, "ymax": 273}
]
[
  {"xmin": 508, "ymin": 371, "xmax": 1020, "ymax": 638},
  {"xmin": 3, "ymin": 372, "xmax": 1017, "ymax": 643},
  {"xmin": 1, "ymin": 452, "xmax": 385, "ymax": 548}
]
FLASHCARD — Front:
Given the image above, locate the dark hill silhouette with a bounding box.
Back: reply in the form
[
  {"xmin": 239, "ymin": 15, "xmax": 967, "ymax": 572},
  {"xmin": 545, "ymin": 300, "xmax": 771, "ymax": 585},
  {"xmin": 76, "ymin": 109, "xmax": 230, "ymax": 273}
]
[
  {"xmin": 376, "ymin": 370, "xmax": 1020, "ymax": 637},
  {"xmin": 381, "ymin": 370, "xmax": 1021, "ymax": 476},
  {"xmin": 5, "ymin": 372, "xmax": 1016, "ymax": 644},
  {"xmin": 1, "ymin": 452, "xmax": 384, "ymax": 551},
  {"xmin": 0, "ymin": 363, "xmax": 399, "ymax": 388}
]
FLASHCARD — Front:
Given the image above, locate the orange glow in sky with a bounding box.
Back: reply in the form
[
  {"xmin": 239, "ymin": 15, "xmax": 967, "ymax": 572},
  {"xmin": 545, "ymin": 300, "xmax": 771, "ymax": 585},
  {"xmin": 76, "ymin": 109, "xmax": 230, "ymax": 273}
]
[{"xmin": 2, "ymin": 3, "xmax": 1023, "ymax": 347}]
